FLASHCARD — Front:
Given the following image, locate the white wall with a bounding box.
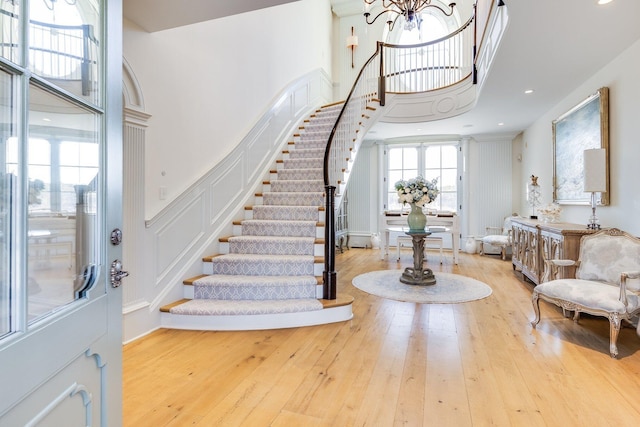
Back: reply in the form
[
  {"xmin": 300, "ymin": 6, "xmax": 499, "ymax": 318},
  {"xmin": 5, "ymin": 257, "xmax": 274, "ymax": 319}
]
[
  {"xmin": 123, "ymin": 0, "xmax": 333, "ymax": 219},
  {"xmin": 520, "ymin": 38, "xmax": 640, "ymax": 236}
]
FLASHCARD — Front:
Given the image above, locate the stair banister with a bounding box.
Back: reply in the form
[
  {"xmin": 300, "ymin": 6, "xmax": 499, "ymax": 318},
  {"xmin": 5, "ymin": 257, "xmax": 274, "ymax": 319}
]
[
  {"xmin": 323, "ymin": 43, "xmax": 383, "ymax": 300},
  {"xmin": 323, "ymin": 11, "xmax": 479, "ymax": 300}
]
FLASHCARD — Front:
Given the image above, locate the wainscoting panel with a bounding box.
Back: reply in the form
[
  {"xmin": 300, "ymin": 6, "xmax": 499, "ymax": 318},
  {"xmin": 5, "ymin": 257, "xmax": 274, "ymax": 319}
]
[
  {"xmin": 345, "ymin": 145, "xmax": 377, "ymax": 248},
  {"xmin": 155, "ymin": 193, "xmax": 206, "ymax": 284},
  {"xmin": 210, "ymin": 155, "xmax": 245, "ymax": 226}
]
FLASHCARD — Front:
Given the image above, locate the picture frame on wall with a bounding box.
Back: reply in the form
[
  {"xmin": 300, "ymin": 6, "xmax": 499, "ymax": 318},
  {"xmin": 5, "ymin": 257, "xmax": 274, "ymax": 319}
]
[{"xmin": 552, "ymin": 87, "xmax": 609, "ymax": 205}]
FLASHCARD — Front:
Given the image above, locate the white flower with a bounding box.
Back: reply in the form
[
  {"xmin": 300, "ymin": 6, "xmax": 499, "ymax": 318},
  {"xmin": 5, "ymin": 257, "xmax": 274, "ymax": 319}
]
[{"xmin": 394, "ymin": 176, "xmax": 439, "ymax": 207}]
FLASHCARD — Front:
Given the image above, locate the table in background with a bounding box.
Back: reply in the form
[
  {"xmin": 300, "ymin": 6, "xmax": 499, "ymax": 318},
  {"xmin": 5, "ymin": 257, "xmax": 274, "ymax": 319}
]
[{"xmin": 381, "ymin": 212, "xmax": 459, "ymax": 263}]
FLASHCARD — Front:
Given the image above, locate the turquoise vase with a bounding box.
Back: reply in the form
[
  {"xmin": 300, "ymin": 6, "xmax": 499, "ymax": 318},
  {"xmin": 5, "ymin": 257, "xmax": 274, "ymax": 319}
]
[{"xmin": 407, "ymin": 203, "xmax": 427, "ymax": 232}]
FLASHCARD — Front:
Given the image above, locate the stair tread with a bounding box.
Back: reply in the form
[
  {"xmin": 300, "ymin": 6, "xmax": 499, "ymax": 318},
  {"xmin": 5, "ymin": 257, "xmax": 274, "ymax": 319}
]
[
  {"xmin": 162, "ymin": 294, "xmax": 352, "ymax": 314},
  {"xmin": 183, "ymin": 275, "xmax": 323, "ymax": 286},
  {"xmin": 167, "ymin": 298, "xmax": 324, "ymax": 315},
  {"xmin": 320, "ymin": 294, "xmax": 354, "ymax": 309}
]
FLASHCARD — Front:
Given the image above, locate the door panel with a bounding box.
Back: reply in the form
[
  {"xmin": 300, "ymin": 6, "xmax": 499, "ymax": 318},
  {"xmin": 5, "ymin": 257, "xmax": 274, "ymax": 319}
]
[{"xmin": 0, "ymin": 0, "xmax": 122, "ymax": 424}]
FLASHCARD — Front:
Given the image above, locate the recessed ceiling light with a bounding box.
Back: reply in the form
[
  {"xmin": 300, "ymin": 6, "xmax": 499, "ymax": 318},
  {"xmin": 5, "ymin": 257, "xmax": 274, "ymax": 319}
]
[
  {"xmin": 497, "ymin": 122, "xmax": 505, "ymax": 126},
  {"xmin": 598, "ymin": 0, "xmax": 613, "ymax": 5},
  {"xmin": 524, "ymin": 89, "xmax": 534, "ymax": 94}
]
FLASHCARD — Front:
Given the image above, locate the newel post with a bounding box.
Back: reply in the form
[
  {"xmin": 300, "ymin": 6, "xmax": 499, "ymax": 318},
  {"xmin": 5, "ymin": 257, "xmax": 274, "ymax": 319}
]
[
  {"xmin": 378, "ymin": 41, "xmax": 385, "ymax": 106},
  {"xmin": 323, "ymin": 185, "xmax": 336, "ymax": 300}
]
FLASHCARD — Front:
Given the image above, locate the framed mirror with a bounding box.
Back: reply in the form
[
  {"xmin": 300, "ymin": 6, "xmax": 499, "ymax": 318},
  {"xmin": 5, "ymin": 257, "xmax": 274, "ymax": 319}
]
[{"xmin": 552, "ymin": 87, "xmax": 609, "ymax": 205}]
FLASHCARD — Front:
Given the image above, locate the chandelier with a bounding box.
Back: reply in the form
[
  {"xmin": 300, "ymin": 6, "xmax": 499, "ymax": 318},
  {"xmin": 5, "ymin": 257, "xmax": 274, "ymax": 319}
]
[{"xmin": 364, "ymin": 0, "xmax": 456, "ymax": 32}]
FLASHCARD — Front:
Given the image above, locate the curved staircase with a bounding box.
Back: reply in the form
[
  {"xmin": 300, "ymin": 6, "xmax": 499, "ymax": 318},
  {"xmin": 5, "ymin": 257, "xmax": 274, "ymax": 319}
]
[{"xmin": 160, "ymin": 104, "xmax": 354, "ymax": 330}]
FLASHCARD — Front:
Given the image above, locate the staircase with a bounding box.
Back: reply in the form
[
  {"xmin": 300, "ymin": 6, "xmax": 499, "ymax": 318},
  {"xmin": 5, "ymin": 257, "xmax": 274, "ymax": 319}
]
[{"xmin": 160, "ymin": 104, "xmax": 354, "ymax": 330}]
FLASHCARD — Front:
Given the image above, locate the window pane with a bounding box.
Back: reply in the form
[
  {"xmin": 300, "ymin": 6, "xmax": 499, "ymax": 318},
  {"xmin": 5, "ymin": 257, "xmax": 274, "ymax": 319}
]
[
  {"xmin": 28, "ymin": 0, "xmax": 102, "ymax": 105},
  {"xmin": 27, "ymin": 83, "xmax": 100, "ymax": 323},
  {"xmin": 441, "ymin": 169, "xmax": 457, "ymax": 192},
  {"xmin": 439, "ymin": 192, "xmax": 457, "ymax": 212},
  {"xmin": 388, "ymin": 170, "xmax": 403, "ymax": 192},
  {"xmin": 0, "ymin": 69, "xmax": 16, "ymax": 338},
  {"xmin": 441, "ymin": 145, "xmax": 457, "ymax": 168},
  {"xmin": 0, "ymin": 0, "xmax": 21, "ymax": 64},
  {"xmin": 425, "ymin": 146, "xmax": 441, "ymax": 169},
  {"xmin": 403, "ymin": 147, "xmax": 417, "ymax": 170},
  {"xmin": 388, "ymin": 148, "xmax": 403, "ymax": 169}
]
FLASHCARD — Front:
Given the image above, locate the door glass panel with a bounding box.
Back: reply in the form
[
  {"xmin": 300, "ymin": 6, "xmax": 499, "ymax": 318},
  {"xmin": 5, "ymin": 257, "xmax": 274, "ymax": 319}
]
[
  {"xmin": 28, "ymin": 0, "xmax": 101, "ymax": 105},
  {"xmin": 0, "ymin": 0, "xmax": 21, "ymax": 64},
  {"xmin": 0, "ymin": 69, "xmax": 16, "ymax": 338},
  {"xmin": 24, "ymin": 83, "xmax": 99, "ymax": 322}
]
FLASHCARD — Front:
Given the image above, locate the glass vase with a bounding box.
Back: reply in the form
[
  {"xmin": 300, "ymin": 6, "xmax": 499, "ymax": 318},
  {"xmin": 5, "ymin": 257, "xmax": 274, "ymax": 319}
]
[{"xmin": 407, "ymin": 203, "xmax": 427, "ymax": 232}]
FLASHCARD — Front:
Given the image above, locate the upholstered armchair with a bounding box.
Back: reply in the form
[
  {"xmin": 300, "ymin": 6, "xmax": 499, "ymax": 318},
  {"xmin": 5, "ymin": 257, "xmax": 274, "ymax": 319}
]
[
  {"xmin": 480, "ymin": 215, "xmax": 519, "ymax": 260},
  {"xmin": 531, "ymin": 228, "xmax": 640, "ymax": 358}
]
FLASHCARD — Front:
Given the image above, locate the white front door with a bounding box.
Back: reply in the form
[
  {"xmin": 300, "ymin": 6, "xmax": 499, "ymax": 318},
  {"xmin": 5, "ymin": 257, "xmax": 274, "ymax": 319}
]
[{"xmin": 0, "ymin": 1, "xmax": 123, "ymax": 425}]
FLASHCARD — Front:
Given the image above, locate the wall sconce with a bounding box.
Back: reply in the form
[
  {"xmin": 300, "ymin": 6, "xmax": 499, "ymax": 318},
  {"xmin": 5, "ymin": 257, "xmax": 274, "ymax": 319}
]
[
  {"xmin": 346, "ymin": 26, "xmax": 358, "ymax": 68},
  {"xmin": 584, "ymin": 148, "xmax": 607, "ymax": 229}
]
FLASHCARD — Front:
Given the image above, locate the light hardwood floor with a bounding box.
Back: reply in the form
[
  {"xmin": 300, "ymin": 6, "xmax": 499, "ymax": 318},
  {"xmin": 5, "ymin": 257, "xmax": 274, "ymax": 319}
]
[{"xmin": 123, "ymin": 248, "xmax": 640, "ymax": 426}]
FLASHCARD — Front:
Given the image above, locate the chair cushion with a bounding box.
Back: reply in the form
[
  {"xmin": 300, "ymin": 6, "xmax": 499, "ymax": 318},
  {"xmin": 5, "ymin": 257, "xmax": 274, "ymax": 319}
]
[
  {"xmin": 482, "ymin": 235, "xmax": 509, "ymax": 247},
  {"xmin": 577, "ymin": 234, "xmax": 640, "ymax": 285},
  {"xmin": 535, "ymin": 279, "xmax": 640, "ymax": 313}
]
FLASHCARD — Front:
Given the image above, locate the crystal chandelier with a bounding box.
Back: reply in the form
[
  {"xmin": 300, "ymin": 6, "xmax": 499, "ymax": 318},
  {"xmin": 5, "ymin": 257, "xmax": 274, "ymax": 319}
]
[{"xmin": 364, "ymin": 0, "xmax": 456, "ymax": 31}]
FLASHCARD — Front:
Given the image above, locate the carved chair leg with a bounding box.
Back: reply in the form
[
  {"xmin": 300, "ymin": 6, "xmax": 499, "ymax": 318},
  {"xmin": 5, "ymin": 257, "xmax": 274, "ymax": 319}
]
[
  {"xmin": 531, "ymin": 292, "xmax": 541, "ymax": 327},
  {"xmin": 609, "ymin": 315, "xmax": 622, "ymax": 358}
]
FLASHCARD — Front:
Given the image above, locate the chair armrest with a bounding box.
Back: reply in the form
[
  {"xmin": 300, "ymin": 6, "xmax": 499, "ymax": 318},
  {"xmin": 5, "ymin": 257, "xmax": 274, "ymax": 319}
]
[
  {"xmin": 621, "ymin": 271, "xmax": 640, "ymax": 280},
  {"xmin": 620, "ymin": 271, "xmax": 640, "ymax": 306},
  {"xmin": 549, "ymin": 259, "xmax": 577, "ymax": 267},
  {"xmin": 542, "ymin": 259, "xmax": 577, "ymax": 282}
]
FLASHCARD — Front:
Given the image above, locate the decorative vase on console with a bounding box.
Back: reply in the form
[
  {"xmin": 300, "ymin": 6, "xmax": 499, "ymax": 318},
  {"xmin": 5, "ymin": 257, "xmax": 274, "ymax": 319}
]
[{"xmin": 395, "ymin": 175, "xmax": 440, "ymax": 232}]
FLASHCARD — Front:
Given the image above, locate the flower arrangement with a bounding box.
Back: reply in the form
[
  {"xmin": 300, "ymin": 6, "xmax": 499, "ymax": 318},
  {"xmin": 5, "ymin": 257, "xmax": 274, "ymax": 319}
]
[
  {"xmin": 537, "ymin": 203, "xmax": 562, "ymax": 222},
  {"xmin": 395, "ymin": 176, "xmax": 439, "ymax": 207}
]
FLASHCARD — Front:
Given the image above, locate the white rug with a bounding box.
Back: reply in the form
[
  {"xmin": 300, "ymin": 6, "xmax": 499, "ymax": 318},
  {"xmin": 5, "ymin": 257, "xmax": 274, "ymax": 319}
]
[{"xmin": 352, "ymin": 270, "xmax": 492, "ymax": 304}]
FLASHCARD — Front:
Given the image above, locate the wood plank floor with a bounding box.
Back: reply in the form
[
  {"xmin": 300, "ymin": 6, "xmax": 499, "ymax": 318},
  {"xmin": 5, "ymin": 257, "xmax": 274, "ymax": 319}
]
[{"xmin": 123, "ymin": 248, "xmax": 640, "ymax": 426}]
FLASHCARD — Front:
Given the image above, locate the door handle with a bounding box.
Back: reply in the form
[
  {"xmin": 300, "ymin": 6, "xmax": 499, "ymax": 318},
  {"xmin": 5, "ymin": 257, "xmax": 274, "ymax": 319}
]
[{"xmin": 110, "ymin": 259, "xmax": 129, "ymax": 288}]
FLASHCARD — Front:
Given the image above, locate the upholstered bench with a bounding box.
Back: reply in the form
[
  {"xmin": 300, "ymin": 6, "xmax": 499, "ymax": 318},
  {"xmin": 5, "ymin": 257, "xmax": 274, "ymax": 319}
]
[{"xmin": 531, "ymin": 228, "xmax": 640, "ymax": 358}]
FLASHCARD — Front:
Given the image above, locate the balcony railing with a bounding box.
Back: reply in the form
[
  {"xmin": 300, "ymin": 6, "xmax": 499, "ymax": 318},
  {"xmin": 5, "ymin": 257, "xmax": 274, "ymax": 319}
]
[{"xmin": 0, "ymin": 9, "xmax": 98, "ymax": 96}]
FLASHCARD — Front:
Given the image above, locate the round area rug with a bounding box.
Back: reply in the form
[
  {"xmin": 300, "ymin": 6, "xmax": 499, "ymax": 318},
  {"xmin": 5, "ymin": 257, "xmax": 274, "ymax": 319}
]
[{"xmin": 352, "ymin": 270, "xmax": 492, "ymax": 304}]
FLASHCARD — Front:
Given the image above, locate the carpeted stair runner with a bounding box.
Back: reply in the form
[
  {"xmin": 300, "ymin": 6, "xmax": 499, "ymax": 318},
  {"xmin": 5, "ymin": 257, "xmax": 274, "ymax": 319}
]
[{"xmin": 169, "ymin": 104, "xmax": 344, "ymax": 318}]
